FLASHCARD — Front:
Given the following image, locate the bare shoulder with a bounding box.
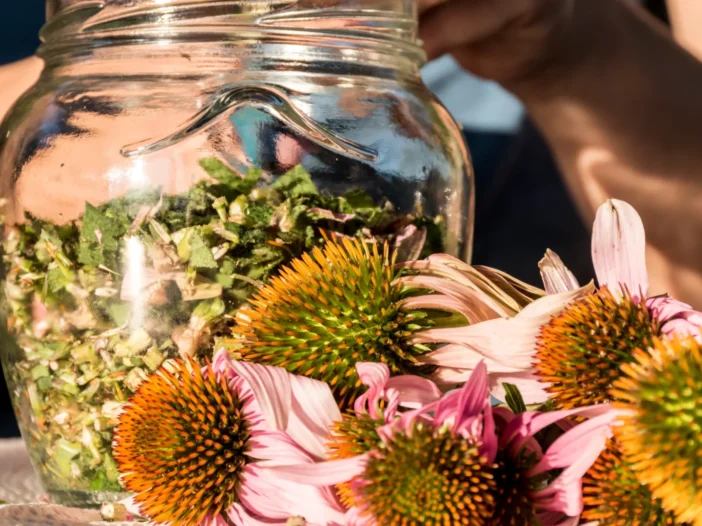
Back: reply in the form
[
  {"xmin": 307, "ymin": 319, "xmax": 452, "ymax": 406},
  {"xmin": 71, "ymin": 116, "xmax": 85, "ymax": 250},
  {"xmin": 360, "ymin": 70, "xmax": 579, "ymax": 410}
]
[{"xmin": 0, "ymin": 57, "xmax": 43, "ymax": 123}]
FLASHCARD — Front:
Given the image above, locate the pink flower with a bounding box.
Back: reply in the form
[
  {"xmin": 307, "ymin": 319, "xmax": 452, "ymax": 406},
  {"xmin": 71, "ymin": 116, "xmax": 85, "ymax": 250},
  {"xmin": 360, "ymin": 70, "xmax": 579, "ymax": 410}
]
[
  {"xmin": 407, "ymin": 199, "xmax": 702, "ymax": 404},
  {"xmin": 115, "ymin": 349, "xmax": 348, "ymax": 526},
  {"xmin": 270, "ymin": 363, "xmax": 617, "ymax": 525}
]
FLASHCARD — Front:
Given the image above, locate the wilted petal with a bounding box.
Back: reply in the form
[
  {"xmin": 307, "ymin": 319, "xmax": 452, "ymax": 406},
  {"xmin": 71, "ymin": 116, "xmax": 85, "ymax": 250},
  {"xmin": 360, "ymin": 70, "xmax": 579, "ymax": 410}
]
[
  {"xmin": 399, "ymin": 294, "xmax": 501, "ymax": 325},
  {"xmin": 394, "ymin": 224, "xmax": 427, "ymax": 263},
  {"xmin": 398, "ymin": 276, "xmax": 507, "ymax": 322},
  {"xmin": 592, "ymin": 199, "xmax": 649, "ymax": 298},
  {"xmin": 539, "ymin": 249, "xmax": 579, "ymax": 294}
]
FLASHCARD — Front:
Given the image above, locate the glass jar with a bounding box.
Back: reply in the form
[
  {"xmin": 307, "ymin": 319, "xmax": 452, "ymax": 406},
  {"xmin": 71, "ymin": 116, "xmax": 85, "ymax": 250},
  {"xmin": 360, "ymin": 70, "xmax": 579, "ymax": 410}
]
[{"xmin": 0, "ymin": 0, "xmax": 473, "ymax": 507}]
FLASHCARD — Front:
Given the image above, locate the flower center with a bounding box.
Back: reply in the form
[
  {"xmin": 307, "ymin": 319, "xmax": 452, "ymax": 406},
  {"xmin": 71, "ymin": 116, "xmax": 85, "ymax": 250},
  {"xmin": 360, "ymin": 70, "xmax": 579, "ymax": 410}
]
[
  {"xmin": 327, "ymin": 412, "xmax": 386, "ymax": 509},
  {"xmin": 612, "ymin": 337, "xmax": 702, "ymax": 525},
  {"xmin": 233, "ymin": 238, "xmax": 433, "ymax": 407},
  {"xmin": 113, "ymin": 359, "xmax": 249, "ymax": 526},
  {"xmin": 534, "ymin": 287, "xmax": 658, "ymax": 409},
  {"xmin": 582, "ymin": 439, "xmax": 687, "ymax": 525},
  {"xmin": 359, "ymin": 423, "xmax": 497, "ymax": 525},
  {"xmin": 490, "ymin": 454, "xmax": 538, "ymax": 526}
]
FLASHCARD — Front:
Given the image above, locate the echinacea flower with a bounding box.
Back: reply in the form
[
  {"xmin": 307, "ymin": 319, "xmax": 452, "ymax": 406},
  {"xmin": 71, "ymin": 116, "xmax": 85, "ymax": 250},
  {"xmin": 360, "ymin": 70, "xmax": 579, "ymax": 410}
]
[
  {"xmin": 326, "ymin": 361, "xmax": 442, "ymax": 509},
  {"xmin": 229, "ymin": 235, "xmax": 543, "ymax": 407},
  {"xmin": 581, "ymin": 438, "xmax": 687, "ymax": 525},
  {"xmin": 412, "ymin": 199, "xmax": 702, "ymax": 408},
  {"xmin": 272, "ymin": 363, "xmax": 618, "ymax": 525},
  {"xmin": 113, "ymin": 350, "xmax": 346, "ymax": 526},
  {"xmin": 230, "ymin": 237, "xmax": 436, "ymax": 407},
  {"xmin": 609, "ymin": 335, "xmax": 702, "ymax": 525}
]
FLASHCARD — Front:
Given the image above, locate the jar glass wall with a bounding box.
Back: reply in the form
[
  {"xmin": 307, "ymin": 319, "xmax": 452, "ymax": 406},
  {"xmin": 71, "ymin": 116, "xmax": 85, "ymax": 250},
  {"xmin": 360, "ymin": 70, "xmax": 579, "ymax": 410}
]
[{"xmin": 0, "ymin": 0, "xmax": 473, "ymax": 506}]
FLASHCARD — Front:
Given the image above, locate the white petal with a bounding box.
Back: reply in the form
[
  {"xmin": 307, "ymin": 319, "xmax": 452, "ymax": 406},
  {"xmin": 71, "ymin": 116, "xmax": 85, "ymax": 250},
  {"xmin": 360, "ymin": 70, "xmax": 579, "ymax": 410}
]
[
  {"xmin": 592, "ymin": 199, "xmax": 649, "ymax": 298},
  {"xmin": 539, "ymin": 249, "xmax": 580, "ymax": 294}
]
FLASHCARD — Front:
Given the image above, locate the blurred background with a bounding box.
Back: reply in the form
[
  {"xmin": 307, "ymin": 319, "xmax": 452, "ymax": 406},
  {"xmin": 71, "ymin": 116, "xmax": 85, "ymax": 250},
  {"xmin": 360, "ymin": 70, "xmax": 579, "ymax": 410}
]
[{"xmin": 0, "ymin": 1, "xmax": 671, "ymax": 437}]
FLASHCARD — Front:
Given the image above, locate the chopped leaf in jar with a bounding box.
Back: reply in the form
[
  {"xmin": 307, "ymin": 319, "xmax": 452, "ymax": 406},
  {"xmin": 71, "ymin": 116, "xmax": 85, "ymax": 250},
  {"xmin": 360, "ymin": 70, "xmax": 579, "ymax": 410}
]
[{"xmin": 0, "ymin": 157, "xmax": 445, "ymax": 494}]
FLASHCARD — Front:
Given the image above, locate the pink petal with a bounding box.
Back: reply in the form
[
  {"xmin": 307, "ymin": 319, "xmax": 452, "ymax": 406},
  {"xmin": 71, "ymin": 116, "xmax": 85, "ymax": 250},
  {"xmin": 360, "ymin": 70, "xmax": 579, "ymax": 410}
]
[
  {"xmin": 453, "ymin": 361, "xmax": 489, "ymax": 433},
  {"xmin": 481, "ymin": 394, "xmax": 498, "ymax": 462},
  {"xmin": 647, "ymin": 295, "xmax": 702, "ymax": 343},
  {"xmin": 239, "ymin": 464, "xmax": 347, "ymax": 524},
  {"xmin": 354, "ymin": 362, "xmax": 390, "ymax": 420},
  {"xmin": 501, "ymin": 405, "xmax": 614, "ymax": 454},
  {"xmin": 246, "ymin": 431, "xmax": 315, "ymax": 468},
  {"xmin": 661, "ymin": 318, "xmax": 702, "ymax": 343},
  {"xmin": 265, "ymin": 455, "xmax": 370, "ymax": 486},
  {"xmin": 227, "ymin": 358, "xmax": 292, "ymax": 431},
  {"xmin": 422, "ymin": 344, "xmax": 526, "ymax": 374},
  {"xmin": 536, "ymin": 512, "xmax": 581, "ymax": 526},
  {"xmin": 345, "ymin": 506, "xmax": 375, "ymax": 526},
  {"xmin": 227, "ymin": 503, "xmax": 283, "ymax": 526},
  {"xmin": 519, "ymin": 409, "xmax": 621, "ymax": 518},
  {"xmin": 592, "ymin": 199, "xmax": 649, "ymax": 298},
  {"xmin": 378, "ymin": 402, "xmax": 439, "ymax": 443},
  {"xmin": 526, "ymin": 410, "xmax": 619, "ymax": 479},
  {"xmin": 424, "ymin": 347, "xmax": 549, "ymax": 402},
  {"xmin": 539, "ymin": 249, "xmax": 579, "ymax": 294},
  {"xmin": 646, "ymin": 294, "xmax": 693, "ymax": 320},
  {"xmin": 385, "ymin": 375, "xmax": 442, "ymax": 409},
  {"xmin": 287, "ymin": 374, "xmax": 341, "ymax": 460}
]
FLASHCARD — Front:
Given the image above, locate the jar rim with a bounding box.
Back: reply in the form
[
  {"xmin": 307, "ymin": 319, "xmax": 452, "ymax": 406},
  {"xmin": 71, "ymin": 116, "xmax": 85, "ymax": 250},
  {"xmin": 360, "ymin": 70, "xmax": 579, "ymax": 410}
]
[
  {"xmin": 42, "ymin": 0, "xmax": 421, "ymax": 48},
  {"xmin": 39, "ymin": 1, "xmax": 426, "ymax": 72}
]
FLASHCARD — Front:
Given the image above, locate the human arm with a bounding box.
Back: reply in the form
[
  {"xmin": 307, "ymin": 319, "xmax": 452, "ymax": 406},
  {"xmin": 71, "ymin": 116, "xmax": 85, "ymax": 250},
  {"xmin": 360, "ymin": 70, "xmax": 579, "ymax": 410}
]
[
  {"xmin": 420, "ymin": 0, "xmax": 702, "ymax": 306},
  {"xmin": 0, "ymin": 57, "xmax": 42, "ymax": 123}
]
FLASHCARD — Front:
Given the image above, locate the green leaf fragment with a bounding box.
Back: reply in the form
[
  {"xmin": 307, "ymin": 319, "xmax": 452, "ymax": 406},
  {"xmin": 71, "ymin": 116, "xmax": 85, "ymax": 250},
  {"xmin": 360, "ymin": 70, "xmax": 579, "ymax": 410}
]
[
  {"xmin": 143, "ymin": 346, "xmax": 165, "ymax": 371},
  {"xmin": 103, "ymin": 454, "xmax": 120, "ymax": 483},
  {"xmin": 78, "ymin": 203, "xmax": 126, "ymax": 267},
  {"xmin": 188, "ymin": 229, "xmax": 217, "ymax": 269},
  {"xmin": 106, "ymin": 302, "xmax": 131, "ymax": 326},
  {"xmin": 229, "ymin": 195, "xmax": 249, "ymax": 224},
  {"xmin": 31, "ymin": 364, "xmax": 50, "ymax": 380},
  {"xmin": 272, "ymin": 165, "xmax": 318, "ymax": 198},
  {"xmin": 503, "ymin": 383, "xmax": 528, "ymax": 414},
  {"xmin": 54, "ymin": 438, "xmax": 83, "ymax": 477},
  {"xmin": 46, "ymin": 265, "xmax": 75, "ymax": 294},
  {"xmin": 199, "ymin": 158, "xmax": 261, "ymax": 194},
  {"xmin": 114, "ymin": 328, "xmax": 152, "ymax": 357}
]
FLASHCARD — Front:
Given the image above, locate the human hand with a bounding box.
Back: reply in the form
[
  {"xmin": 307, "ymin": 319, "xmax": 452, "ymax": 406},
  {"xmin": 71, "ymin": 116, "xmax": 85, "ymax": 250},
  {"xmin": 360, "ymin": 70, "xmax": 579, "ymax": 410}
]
[
  {"xmin": 418, "ymin": 0, "xmax": 586, "ymax": 92},
  {"xmin": 0, "ymin": 57, "xmax": 42, "ymax": 124}
]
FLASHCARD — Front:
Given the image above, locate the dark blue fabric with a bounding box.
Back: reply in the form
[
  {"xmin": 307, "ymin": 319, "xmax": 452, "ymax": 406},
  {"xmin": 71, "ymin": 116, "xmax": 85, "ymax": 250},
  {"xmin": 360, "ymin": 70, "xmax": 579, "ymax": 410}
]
[
  {"xmin": 0, "ymin": 4, "xmax": 43, "ymax": 64},
  {"xmin": 468, "ymin": 121, "xmax": 594, "ymax": 286},
  {"xmin": 0, "ymin": 4, "xmax": 43, "ymax": 438}
]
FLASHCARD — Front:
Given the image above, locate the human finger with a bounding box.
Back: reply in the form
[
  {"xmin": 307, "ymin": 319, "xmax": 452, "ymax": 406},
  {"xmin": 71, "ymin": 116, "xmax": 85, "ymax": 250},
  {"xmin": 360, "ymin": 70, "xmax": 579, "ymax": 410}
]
[{"xmin": 419, "ymin": 0, "xmax": 527, "ymax": 59}]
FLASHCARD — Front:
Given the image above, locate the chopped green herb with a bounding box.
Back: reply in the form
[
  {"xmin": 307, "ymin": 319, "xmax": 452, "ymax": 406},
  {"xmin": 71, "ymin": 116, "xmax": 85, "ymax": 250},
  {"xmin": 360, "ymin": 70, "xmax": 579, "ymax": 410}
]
[{"xmin": 1, "ymin": 157, "xmax": 444, "ymax": 495}]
